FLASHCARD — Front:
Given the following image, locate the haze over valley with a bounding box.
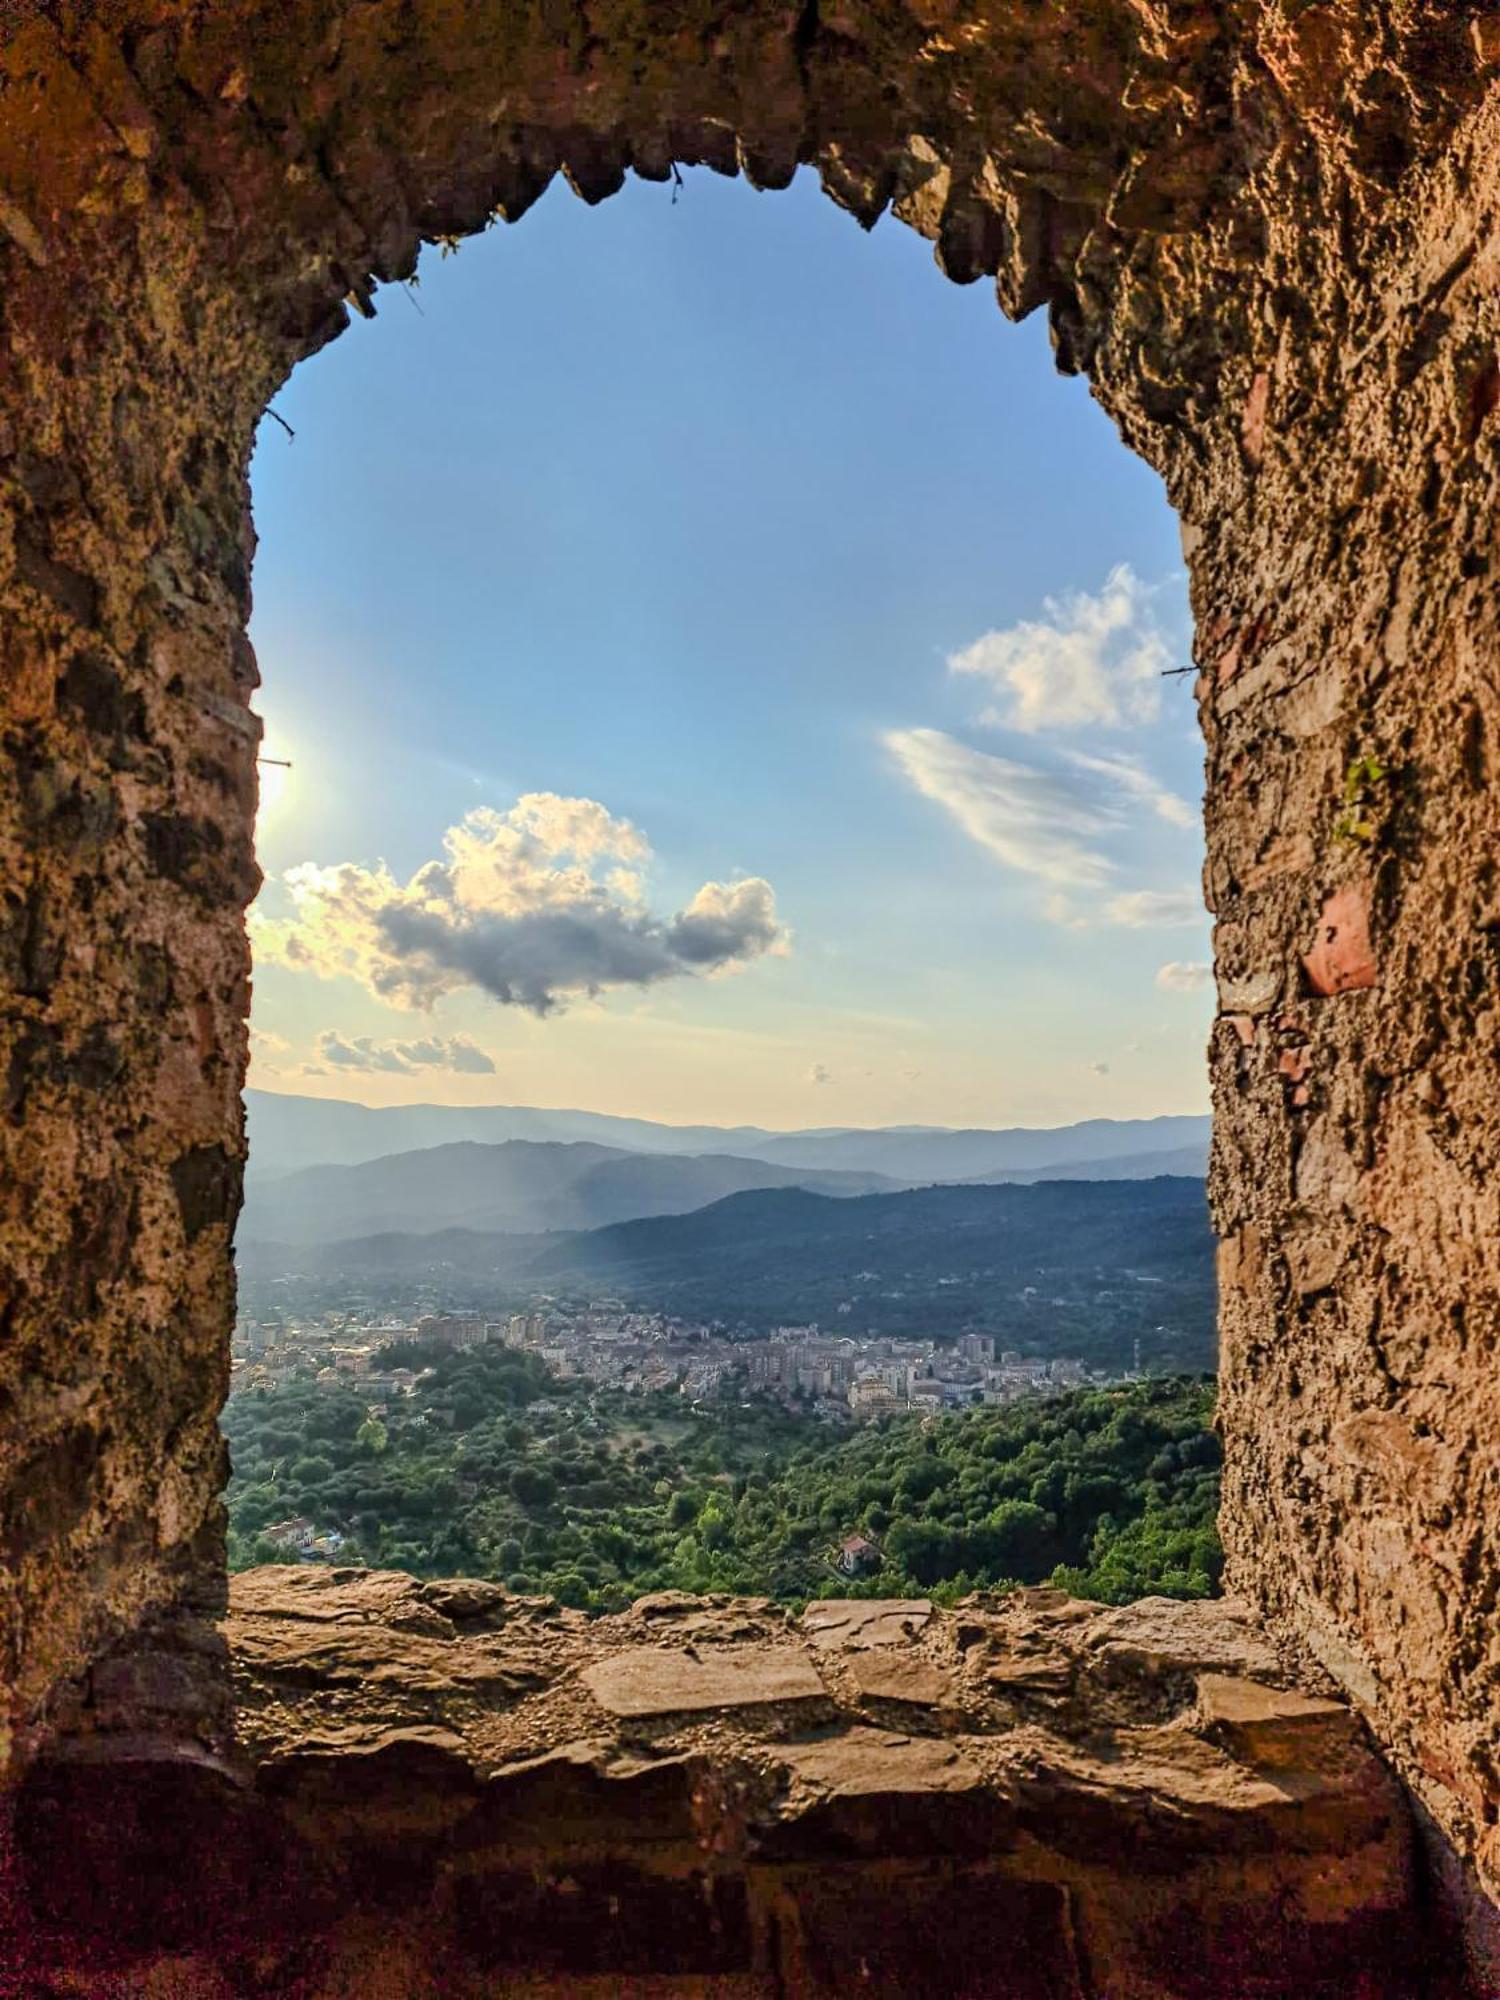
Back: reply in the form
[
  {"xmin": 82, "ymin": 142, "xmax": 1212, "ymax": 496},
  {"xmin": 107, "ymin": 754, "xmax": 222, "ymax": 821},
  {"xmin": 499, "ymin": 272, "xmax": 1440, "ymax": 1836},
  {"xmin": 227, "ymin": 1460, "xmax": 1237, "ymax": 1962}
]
[
  {"xmin": 239, "ymin": 1090, "xmax": 1215, "ymax": 1376},
  {"xmin": 243, "ymin": 1088, "xmax": 1209, "ymax": 1237}
]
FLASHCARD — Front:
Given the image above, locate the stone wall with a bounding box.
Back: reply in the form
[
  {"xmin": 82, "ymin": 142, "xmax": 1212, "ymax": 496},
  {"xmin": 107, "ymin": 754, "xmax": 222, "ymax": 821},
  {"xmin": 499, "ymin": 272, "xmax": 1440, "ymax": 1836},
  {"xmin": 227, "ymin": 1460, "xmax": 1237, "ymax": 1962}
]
[
  {"xmin": 0, "ymin": 0, "xmax": 1497, "ymax": 1938},
  {"xmin": 7, "ymin": 1576, "xmax": 1452, "ymax": 1995},
  {"xmin": 1194, "ymin": 61, "xmax": 1500, "ymax": 1920}
]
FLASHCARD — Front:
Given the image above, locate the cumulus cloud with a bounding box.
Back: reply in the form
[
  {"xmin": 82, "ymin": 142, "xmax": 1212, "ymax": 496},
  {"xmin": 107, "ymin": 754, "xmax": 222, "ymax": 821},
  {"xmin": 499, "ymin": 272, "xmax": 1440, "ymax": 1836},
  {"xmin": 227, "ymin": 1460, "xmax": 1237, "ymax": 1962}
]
[
  {"xmin": 403, "ymin": 1034, "xmax": 498, "ymax": 1073},
  {"xmin": 885, "ymin": 728, "xmax": 1123, "ymax": 890},
  {"xmin": 1103, "ymin": 887, "xmax": 1203, "ymax": 928},
  {"xmin": 807, "ymin": 1062, "xmax": 832, "ymax": 1085},
  {"xmin": 947, "ymin": 565, "xmax": 1172, "ymax": 733},
  {"xmin": 315, "ymin": 1030, "xmax": 497, "ymax": 1075},
  {"xmin": 251, "ymin": 793, "xmax": 787, "ymax": 1017},
  {"xmin": 1155, "ymin": 961, "xmax": 1213, "ymax": 992}
]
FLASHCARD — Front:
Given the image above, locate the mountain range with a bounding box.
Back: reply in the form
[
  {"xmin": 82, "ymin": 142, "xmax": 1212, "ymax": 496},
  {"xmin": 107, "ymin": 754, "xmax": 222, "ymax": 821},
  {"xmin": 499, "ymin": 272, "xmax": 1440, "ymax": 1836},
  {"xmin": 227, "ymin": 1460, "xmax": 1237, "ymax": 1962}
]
[
  {"xmin": 962, "ymin": 1142, "xmax": 1208, "ymax": 1185},
  {"xmin": 246, "ymin": 1089, "xmax": 1208, "ymax": 1185},
  {"xmin": 238, "ymin": 1094, "xmax": 1214, "ymax": 1340},
  {"xmin": 239, "ymin": 1139, "xmax": 899, "ymax": 1246}
]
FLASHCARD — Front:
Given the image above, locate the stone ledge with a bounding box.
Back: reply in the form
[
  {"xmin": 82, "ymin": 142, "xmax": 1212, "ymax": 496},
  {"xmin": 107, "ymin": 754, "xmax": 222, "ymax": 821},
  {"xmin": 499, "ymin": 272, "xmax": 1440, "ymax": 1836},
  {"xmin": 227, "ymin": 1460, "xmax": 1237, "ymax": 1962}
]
[{"xmin": 5, "ymin": 1571, "xmax": 1454, "ymax": 1995}]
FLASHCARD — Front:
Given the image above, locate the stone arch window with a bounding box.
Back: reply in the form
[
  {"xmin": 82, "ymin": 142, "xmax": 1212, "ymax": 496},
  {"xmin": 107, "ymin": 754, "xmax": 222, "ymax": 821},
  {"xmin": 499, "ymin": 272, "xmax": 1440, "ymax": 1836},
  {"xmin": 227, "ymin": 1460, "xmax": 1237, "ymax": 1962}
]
[{"xmin": 2, "ymin": 5, "xmax": 1499, "ymax": 1984}]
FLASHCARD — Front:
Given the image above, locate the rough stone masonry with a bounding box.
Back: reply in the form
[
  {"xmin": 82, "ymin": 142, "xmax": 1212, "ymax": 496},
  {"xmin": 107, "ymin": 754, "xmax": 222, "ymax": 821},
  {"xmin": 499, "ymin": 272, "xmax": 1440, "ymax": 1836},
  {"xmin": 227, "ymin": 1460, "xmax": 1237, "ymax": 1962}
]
[
  {"xmin": 8, "ymin": 1576, "xmax": 1453, "ymax": 1993},
  {"xmin": 0, "ymin": 0, "xmax": 1498, "ymax": 1968}
]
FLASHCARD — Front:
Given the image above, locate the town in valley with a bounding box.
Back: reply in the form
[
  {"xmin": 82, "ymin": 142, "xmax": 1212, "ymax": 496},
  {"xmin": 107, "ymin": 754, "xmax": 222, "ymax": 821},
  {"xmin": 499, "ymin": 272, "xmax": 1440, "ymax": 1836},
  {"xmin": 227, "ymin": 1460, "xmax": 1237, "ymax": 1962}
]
[{"xmin": 232, "ymin": 1298, "xmax": 1117, "ymax": 1430}]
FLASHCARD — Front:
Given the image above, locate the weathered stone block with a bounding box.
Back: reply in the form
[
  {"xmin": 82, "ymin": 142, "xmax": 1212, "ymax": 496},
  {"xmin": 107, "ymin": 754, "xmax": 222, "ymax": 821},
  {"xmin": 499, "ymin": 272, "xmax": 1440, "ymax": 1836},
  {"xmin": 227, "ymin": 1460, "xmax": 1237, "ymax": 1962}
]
[
  {"xmin": 583, "ymin": 1643, "xmax": 827, "ymax": 1717},
  {"xmin": 801, "ymin": 1598, "xmax": 934, "ymax": 1649}
]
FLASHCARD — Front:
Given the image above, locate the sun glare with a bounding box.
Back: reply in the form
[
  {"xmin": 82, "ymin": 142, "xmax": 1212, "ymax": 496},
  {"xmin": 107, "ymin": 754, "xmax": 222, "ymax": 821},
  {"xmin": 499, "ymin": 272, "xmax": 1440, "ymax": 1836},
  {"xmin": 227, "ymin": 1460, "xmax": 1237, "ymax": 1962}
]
[{"xmin": 255, "ymin": 745, "xmax": 294, "ymax": 827}]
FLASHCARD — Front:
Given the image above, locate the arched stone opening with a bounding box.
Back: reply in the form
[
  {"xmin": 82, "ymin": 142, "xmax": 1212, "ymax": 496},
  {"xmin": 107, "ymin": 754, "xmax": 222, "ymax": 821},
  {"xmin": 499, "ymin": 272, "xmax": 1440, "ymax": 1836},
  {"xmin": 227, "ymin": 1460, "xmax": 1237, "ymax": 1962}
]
[{"xmin": 2, "ymin": 0, "xmax": 1500, "ymax": 1968}]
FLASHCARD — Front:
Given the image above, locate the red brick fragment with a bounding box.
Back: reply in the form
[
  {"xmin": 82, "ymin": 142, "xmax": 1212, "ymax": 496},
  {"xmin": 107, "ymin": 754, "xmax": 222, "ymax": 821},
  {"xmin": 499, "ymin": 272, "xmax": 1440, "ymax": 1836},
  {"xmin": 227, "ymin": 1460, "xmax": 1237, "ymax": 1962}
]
[{"xmin": 1302, "ymin": 888, "xmax": 1376, "ymax": 996}]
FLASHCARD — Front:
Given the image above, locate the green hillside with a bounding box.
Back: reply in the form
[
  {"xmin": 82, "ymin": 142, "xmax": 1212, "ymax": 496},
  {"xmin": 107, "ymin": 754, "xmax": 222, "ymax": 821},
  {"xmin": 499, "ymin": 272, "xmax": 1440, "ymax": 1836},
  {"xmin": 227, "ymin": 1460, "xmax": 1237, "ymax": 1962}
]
[{"xmin": 226, "ymin": 1358, "xmax": 1221, "ymax": 1611}]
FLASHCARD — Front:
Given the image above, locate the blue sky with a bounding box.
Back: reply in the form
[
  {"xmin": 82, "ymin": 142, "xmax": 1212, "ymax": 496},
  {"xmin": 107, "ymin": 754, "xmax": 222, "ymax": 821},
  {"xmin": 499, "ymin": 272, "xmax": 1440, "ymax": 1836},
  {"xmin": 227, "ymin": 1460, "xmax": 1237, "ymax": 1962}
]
[{"xmin": 248, "ymin": 166, "xmax": 1212, "ymax": 1130}]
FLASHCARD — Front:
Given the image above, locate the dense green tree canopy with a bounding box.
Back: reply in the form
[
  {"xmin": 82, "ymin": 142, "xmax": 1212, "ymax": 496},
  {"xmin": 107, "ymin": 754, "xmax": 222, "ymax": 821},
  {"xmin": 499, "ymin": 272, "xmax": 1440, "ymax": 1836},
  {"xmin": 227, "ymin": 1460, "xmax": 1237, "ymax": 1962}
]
[{"xmin": 225, "ymin": 1348, "xmax": 1220, "ymax": 1609}]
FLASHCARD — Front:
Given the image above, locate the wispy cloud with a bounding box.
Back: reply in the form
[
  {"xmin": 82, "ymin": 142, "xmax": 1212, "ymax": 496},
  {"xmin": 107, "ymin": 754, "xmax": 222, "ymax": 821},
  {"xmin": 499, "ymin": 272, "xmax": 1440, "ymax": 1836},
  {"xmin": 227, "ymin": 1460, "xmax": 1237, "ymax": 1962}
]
[
  {"xmin": 315, "ymin": 1030, "xmax": 498, "ymax": 1075},
  {"xmin": 248, "ymin": 1027, "xmax": 292, "ymax": 1075},
  {"xmin": 1103, "ymin": 888, "xmax": 1203, "ymax": 928},
  {"xmin": 885, "ymin": 729, "xmax": 1205, "ymax": 940},
  {"xmin": 252, "ymin": 792, "xmax": 788, "ymax": 1017},
  {"xmin": 1155, "ymin": 961, "xmax": 1213, "ymax": 991},
  {"xmin": 1065, "ymin": 750, "xmax": 1196, "ymax": 830},
  {"xmin": 947, "ymin": 564, "xmax": 1172, "ymax": 733},
  {"xmin": 884, "ymin": 728, "xmax": 1122, "ymax": 890},
  {"xmin": 1046, "ymin": 886, "xmax": 1204, "ymax": 931},
  {"xmin": 888, "ymin": 566, "xmax": 1200, "ymax": 945}
]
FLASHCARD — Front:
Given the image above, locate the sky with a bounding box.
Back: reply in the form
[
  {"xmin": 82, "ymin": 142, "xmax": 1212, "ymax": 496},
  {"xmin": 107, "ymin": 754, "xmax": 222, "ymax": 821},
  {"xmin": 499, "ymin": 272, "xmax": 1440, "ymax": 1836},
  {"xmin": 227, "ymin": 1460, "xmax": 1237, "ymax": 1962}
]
[{"xmin": 247, "ymin": 166, "xmax": 1212, "ymax": 1133}]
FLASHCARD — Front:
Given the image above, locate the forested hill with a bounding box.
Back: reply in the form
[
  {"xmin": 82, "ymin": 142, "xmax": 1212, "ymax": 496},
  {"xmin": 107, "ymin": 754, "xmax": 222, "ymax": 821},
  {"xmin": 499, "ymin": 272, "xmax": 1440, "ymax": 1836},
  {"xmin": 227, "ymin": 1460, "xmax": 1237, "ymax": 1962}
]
[
  {"xmin": 533, "ymin": 1175, "xmax": 1205, "ymax": 1278},
  {"xmin": 242, "ymin": 1176, "xmax": 1216, "ymax": 1374}
]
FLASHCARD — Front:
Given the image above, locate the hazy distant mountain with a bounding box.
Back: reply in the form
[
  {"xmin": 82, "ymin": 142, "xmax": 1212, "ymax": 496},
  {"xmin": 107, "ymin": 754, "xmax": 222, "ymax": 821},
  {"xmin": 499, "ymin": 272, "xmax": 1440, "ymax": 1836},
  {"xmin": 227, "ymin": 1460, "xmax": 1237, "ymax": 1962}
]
[
  {"xmin": 965, "ymin": 1142, "xmax": 1209, "ymax": 1185},
  {"xmin": 239, "ymin": 1138, "xmax": 898, "ymax": 1246},
  {"xmin": 740, "ymin": 1118, "xmax": 1211, "ymax": 1181},
  {"xmin": 237, "ymin": 1176, "xmax": 1216, "ymax": 1373},
  {"xmin": 244, "ymin": 1091, "xmax": 777, "ymax": 1176},
  {"xmin": 246, "ymin": 1088, "xmax": 1209, "ymax": 1184}
]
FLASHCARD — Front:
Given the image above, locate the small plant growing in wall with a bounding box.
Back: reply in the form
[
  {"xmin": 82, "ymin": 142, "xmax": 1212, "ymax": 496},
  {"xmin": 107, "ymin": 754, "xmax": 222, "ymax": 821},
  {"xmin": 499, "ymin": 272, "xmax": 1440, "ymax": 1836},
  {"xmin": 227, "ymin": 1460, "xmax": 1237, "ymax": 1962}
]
[{"xmin": 1333, "ymin": 752, "xmax": 1387, "ymax": 846}]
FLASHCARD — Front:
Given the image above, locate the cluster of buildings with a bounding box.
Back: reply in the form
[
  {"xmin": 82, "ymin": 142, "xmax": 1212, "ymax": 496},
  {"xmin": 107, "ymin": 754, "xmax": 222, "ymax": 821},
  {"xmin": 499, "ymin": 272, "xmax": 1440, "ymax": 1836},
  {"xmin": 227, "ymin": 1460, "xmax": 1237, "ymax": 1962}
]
[
  {"xmin": 231, "ymin": 1315, "xmax": 422, "ymax": 1398},
  {"xmin": 231, "ymin": 1305, "xmax": 1104, "ymax": 1426},
  {"xmin": 748, "ymin": 1327, "xmax": 1093, "ymax": 1423},
  {"xmin": 229, "ymin": 1303, "xmax": 740, "ymax": 1403},
  {"xmin": 492, "ymin": 1304, "xmax": 740, "ymax": 1399},
  {"xmin": 257, "ymin": 1517, "xmax": 348, "ymax": 1561}
]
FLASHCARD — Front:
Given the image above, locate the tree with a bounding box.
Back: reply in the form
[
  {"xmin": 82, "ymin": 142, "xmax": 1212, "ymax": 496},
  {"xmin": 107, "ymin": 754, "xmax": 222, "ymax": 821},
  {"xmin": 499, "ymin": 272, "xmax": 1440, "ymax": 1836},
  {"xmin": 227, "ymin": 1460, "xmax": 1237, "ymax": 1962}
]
[
  {"xmin": 886, "ymin": 1518, "xmax": 952, "ymax": 1585},
  {"xmin": 697, "ymin": 1494, "xmax": 733, "ymax": 1550},
  {"xmin": 509, "ymin": 1464, "xmax": 556, "ymax": 1508},
  {"xmin": 355, "ymin": 1416, "xmax": 388, "ymax": 1456}
]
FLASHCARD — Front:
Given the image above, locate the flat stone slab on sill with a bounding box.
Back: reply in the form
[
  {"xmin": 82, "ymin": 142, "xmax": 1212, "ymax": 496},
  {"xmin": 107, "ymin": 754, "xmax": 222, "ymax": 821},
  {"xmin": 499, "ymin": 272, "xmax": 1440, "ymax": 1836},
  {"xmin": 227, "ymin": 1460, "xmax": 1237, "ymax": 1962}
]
[
  {"xmin": 583, "ymin": 1642, "xmax": 826, "ymax": 1717},
  {"xmin": 845, "ymin": 1650, "xmax": 953, "ymax": 1705},
  {"xmin": 800, "ymin": 1599, "xmax": 934, "ymax": 1649},
  {"xmin": 781, "ymin": 1726, "xmax": 982, "ymax": 1797},
  {"xmin": 1197, "ymin": 1670, "xmax": 1352, "ymax": 1768}
]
